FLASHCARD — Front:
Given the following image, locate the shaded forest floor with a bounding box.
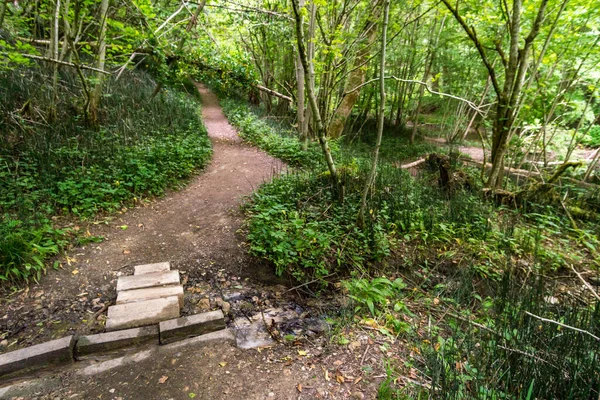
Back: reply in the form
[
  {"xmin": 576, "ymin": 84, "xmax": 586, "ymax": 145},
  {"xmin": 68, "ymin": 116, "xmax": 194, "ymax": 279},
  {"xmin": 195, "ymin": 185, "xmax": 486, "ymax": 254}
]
[{"xmin": 0, "ymin": 85, "xmax": 388, "ymax": 400}]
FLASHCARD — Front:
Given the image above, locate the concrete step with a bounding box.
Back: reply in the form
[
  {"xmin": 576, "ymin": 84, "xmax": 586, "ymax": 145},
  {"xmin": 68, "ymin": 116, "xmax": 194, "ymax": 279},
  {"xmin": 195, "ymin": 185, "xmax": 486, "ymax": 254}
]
[
  {"xmin": 159, "ymin": 310, "xmax": 226, "ymax": 344},
  {"xmin": 134, "ymin": 262, "xmax": 170, "ymax": 275},
  {"xmin": 117, "ymin": 285, "xmax": 184, "ymax": 308},
  {"xmin": 116, "ymin": 270, "xmax": 180, "ymax": 292},
  {"xmin": 105, "ymin": 296, "xmax": 180, "ymax": 331}
]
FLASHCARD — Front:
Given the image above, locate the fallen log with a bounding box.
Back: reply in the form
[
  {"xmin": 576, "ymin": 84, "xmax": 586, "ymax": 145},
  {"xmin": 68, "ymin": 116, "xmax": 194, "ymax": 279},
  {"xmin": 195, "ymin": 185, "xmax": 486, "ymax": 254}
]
[{"xmin": 255, "ymin": 84, "xmax": 293, "ymax": 103}]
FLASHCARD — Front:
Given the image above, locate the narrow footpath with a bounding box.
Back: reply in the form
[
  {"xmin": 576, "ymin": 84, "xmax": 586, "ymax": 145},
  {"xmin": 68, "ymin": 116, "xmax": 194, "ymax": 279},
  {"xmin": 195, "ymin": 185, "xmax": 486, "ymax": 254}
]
[{"xmin": 1, "ymin": 86, "xmax": 384, "ymax": 400}]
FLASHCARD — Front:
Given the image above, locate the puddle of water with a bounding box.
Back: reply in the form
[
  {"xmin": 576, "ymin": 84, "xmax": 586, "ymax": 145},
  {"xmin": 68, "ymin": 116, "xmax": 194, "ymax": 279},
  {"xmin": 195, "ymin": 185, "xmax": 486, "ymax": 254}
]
[{"xmin": 233, "ymin": 317, "xmax": 274, "ymax": 349}]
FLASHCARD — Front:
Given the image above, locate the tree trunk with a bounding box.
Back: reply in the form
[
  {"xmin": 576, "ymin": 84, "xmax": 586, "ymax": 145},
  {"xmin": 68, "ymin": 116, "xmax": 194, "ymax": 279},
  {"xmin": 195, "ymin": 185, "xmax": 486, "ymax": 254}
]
[
  {"xmin": 49, "ymin": 0, "xmax": 61, "ymax": 121},
  {"xmin": 358, "ymin": 0, "xmax": 390, "ymax": 227},
  {"xmin": 410, "ymin": 15, "xmax": 445, "ymax": 143},
  {"xmin": 291, "ymin": 0, "xmax": 338, "ymax": 189},
  {"xmin": 329, "ymin": 8, "xmax": 381, "ymax": 139},
  {"xmin": 0, "ymin": 0, "xmax": 7, "ymax": 29},
  {"xmin": 88, "ymin": 0, "xmax": 108, "ymax": 124}
]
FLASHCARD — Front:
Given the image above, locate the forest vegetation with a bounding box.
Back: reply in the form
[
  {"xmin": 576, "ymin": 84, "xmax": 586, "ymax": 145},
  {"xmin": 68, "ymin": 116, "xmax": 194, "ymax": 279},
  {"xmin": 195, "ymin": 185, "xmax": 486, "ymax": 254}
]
[{"xmin": 1, "ymin": 0, "xmax": 599, "ymax": 397}]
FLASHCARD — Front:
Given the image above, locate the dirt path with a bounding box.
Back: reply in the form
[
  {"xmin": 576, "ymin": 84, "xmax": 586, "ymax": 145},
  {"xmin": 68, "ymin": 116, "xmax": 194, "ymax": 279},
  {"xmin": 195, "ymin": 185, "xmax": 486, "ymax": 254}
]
[
  {"xmin": 1, "ymin": 84, "xmax": 285, "ymax": 349},
  {"xmin": 1, "ymin": 86, "xmax": 386, "ymax": 400}
]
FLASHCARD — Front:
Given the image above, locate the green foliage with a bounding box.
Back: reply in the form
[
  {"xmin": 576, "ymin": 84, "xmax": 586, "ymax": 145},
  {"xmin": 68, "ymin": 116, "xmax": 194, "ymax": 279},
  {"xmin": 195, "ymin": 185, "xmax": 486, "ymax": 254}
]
[
  {"xmin": 0, "ymin": 219, "xmax": 68, "ymax": 283},
  {"xmin": 0, "ymin": 69, "xmax": 211, "ymax": 283},
  {"xmin": 221, "ymin": 98, "xmax": 328, "ymax": 168},
  {"xmin": 582, "ymin": 125, "xmax": 600, "ymax": 148},
  {"xmin": 416, "ymin": 273, "xmax": 600, "ymax": 399}
]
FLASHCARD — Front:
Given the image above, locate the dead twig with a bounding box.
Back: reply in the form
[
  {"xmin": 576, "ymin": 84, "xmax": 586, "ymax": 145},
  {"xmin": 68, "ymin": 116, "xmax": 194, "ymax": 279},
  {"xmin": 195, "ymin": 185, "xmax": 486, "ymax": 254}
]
[
  {"xmin": 571, "ymin": 264, "xmax": 600, "ymax": 302},
  {"xmin": 87, "ymin": 301, "xmax": 112, "ymax": 327},
  {"xmin": 525, "ymin": 311, "xmax": 600, "ymax": 341},
  {"xmin": 497, "ymin": 345, "xmax": 559, "ymax": 369}
]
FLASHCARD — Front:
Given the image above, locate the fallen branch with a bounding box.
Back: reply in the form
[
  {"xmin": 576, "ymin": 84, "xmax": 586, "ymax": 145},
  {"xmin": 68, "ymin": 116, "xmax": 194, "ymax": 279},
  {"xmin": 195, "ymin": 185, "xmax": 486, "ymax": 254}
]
[
  {"xmin": 399, "ymin": 157, "xmax": 427, "ymax": 169},
  {"xmin": 497, "ymin": 345, "xmax": 559, "ymax": 369},
  {"xmin": 571, "ymin": 264, "xmax": 600, "ymax": 302},
  {"xmin": 4, "ymin": 52, "xmax": 111, "ymax": 74},
  {"xmin": 255, "ymin": 84, "xmax": 293, "ymax": 102},
  {"xmin": 525, "ymin": 311, "xmax": 600, "ymax": 341}
]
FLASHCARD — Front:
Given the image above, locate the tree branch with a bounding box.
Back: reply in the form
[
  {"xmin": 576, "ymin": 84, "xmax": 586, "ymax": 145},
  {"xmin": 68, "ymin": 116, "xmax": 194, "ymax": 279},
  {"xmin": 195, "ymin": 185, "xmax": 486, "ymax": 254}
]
[
  {"xmin": 255, "ymin": 84, "xmax": 292, "ymax": 102},
  {"xmin": 5, "ymin": 52, "xmax": 111, "ymax": 74},
  {"xmin": 440, "ymin": 0, "xmax": 502, "ymax": 97},
  {"xmin": 345, "ymin": 76, "xmax": 492, "ymax": 115}
]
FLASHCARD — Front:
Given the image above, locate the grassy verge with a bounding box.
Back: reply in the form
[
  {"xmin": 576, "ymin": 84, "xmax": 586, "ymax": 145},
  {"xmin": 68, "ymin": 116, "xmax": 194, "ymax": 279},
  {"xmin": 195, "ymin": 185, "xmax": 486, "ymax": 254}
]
[{"xmin": 1, "ymin": 69, "xmax": 212, "ymax": 284}]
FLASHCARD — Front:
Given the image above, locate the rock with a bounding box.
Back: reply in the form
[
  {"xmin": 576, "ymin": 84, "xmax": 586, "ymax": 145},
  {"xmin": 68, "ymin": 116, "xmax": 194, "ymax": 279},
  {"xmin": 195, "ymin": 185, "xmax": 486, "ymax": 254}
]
[
  {"xmin": 350, "ymin": 392, "xmax": 365, "ymax": 400},
  {"xmin": 305, "ymin": 318, "xmax": 329, "ymax": 334},
  {"xmin": 197, "ymin": 298, "xmax": 210, "ymax": 310},
  {"xmin": 348, "ymin": 341, "xmax": 361, "ymax": 352},
  {"xmin": 116, "ymin": 270, "xmax": 180, "ymax": 292},
  {"xmin": 223, "ymin": 292, "xmax": 243, "ymax": 302},
  {"xmin": 221, "ymin": 301, "xmax": 231, "ymax": 314},
  {"xmin": 117, "ymin": 285, "xmax": 184, "ymax": 308}
]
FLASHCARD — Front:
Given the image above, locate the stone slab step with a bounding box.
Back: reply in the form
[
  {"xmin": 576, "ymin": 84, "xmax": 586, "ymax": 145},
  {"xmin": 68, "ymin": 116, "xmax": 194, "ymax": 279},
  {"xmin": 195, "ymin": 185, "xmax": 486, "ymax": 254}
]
[
  {"xmin": 134, "ymin": 262, "xmax": 170, "ymax": 275},
  {"xmin": 159, "ymin": 310, "xmax": 225, "ymax": 344},
  {"xmin": 105, "ymin": 296, "xmax": 180, "ymax": 331},
  {"xmin": 75, "ymin": 326, "xmax": 159, "ymax": 359},
  {"xmin": 116, "ymin": 270, "xmax": 180, "ymax": 292},
  {"xmin": 116, "ymin": 285, "xmax": 184, "ymax": 308},
  {"xmin": 0, "ymin": 336, "xmax": 75, "ymax": 379}
]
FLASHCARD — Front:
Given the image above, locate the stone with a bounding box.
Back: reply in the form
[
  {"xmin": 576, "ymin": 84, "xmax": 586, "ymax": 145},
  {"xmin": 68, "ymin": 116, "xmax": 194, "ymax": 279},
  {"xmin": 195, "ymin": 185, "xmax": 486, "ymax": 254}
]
[
  {"xmin": 0, "ymin": 336, "xmax": 75, "ymax": 378},
  {"xmin": 159, "ymin": 310, "xmax": 225, "ymax": 344},
  {"xmin": 221, "ymin": 301, "xmax": 231, "ymax": 315},
  {"xmin": 134, "ymin": 262, "xmax": 170, "ymax": 275},
  {"xmin": 105, "ymin": 296, "xmax": 180, "ymax": 331},
  {"xmin": 75, "ymin": 326, "xmax": 159, "ymax": 358},
  {"xmin": 197, "ymin": 298, "xmax": 210, "ymax": 310},
  {"xmin": 117, "ymin": 285, "xmax": 184, "ymax": 308},
  {"xmin": 116, "ymin": 270, "xmax": 180, "ymax": 292}
]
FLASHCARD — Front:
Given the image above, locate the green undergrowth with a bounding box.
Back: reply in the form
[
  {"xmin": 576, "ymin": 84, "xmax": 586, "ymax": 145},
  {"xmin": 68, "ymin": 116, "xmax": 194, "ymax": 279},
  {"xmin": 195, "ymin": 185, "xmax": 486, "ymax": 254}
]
[
  {"xmin": 235, "ymin": 98, "xmax": 599, "ymax": 398},
  {"xmin": 220, "ymin": 97, "xmax": 333, "ymax": 168},
  {"xmin": 0, "ymin": 69, "xmax": 212, "ymax": 284},
  {"xmin": 371, "ymin": 266, "xmax": 599, "ymax": 399}
]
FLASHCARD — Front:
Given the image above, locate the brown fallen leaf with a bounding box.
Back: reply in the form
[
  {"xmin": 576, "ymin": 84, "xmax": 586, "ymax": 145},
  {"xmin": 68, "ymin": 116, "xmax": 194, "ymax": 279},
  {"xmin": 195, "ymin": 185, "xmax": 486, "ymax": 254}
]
[
  {"xmin": 354, "ymin": 377, "xmax": 363, "ymax": 384},
  {"xmin": 122, "ymin": 249, "xmax": 131, "ymax": 254},
  {"xmin": 296, "ymin": 384, "xmax": 302, "ymax": 393},
  {"xmin": 158, "ymin": 375, "xmax": 168, "ymax": 384},
  {"xmin": 336, "ymin": 375, "xmax": 345, "ymax": 384}
]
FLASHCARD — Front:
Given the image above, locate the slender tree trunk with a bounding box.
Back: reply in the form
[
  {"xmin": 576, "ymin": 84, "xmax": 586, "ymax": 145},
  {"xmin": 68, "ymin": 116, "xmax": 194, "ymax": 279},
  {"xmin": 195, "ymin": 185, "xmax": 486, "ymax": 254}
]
[
  {"xmin": 295, "ymin": 0, "xmax": 307, "ymax": 150},
  {"xmin": 358, "ymin": 0, "xmax": 390, "ymax": 227},
  {"xmin": 0, "ymin": 0, "xmax": 7, "ymax": 29},
  {"xmin": 329, "ymin": 7, "xmax": 381, "ymax": 139},
  {"xmin": 49, "ymin": 0, "xmax": 61, "ymax": 120},
  {"xmin": 305, "ymin": 0, "xmax": 316, "ymax": 140},
  {"xmin": 411, "ymin": 15, "xmax": 445, "ymax": 143},
  {"xmin": 291, "ymin": 0, "xmax": 338, "ymax": 189},
  {"xmin": 59, "ymin": 0, "xmax": 71, "ymax": 61},
  {"xmin": 88, "ymin": 0, "xmax": 108, "ymax": 124}
]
